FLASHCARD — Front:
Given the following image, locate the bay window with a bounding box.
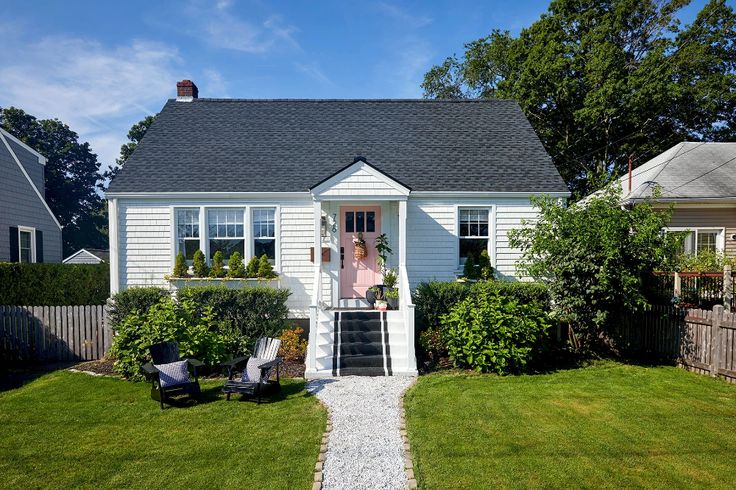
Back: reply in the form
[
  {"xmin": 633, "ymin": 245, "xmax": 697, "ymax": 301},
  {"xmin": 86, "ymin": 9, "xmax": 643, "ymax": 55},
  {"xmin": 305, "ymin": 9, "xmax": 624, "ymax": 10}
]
[
  {"xmin": 208, "ymin": 208, "xmax": 245, "ymax": 261},
  {"xmin": 176, "ymin": 209, "xmax": 200, "ymax": 262},
  {"xmin": 252, "ymin": 208, "xmax": 276, "ymax": 262},
  {"xmin": 459, "ymin": 208, "xmax": 490, "ymax": 265}
]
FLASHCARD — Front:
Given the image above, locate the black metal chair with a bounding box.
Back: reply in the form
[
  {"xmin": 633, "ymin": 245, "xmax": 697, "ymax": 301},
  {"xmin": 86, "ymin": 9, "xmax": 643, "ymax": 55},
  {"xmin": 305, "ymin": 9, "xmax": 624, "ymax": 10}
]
[
  {"xmin": 221, "ymin": 337, "xmax": 283, "ymax": 404},
  {"xmin": 142, "ymin": 341, "xmax": 203, "ymax": 409}
]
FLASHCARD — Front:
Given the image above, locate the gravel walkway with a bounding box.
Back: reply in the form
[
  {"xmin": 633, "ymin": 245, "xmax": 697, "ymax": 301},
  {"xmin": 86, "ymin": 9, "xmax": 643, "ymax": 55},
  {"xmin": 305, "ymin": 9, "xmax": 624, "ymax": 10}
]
[{"xmin": 307, "ymin": 376, "xmax": 415, "ymax": 490}]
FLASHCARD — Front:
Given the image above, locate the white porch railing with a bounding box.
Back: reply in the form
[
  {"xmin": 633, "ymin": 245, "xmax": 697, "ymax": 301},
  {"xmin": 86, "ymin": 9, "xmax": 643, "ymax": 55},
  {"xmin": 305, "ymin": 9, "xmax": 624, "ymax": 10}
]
[{"xmin": 400, "ymin": 265, "xmax": 417, "ymax": 373}]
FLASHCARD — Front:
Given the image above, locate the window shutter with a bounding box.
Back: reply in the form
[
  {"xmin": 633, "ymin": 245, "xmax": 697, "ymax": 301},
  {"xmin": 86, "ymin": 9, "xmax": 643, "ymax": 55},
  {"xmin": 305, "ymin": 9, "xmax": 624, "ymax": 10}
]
[
  {"xmin": 35, "ymin": 230, "xmax": 43, "ymax": 263},
  {"xmin": 9, "ymin": 226, "xmax": 19, "ymax": 262}
]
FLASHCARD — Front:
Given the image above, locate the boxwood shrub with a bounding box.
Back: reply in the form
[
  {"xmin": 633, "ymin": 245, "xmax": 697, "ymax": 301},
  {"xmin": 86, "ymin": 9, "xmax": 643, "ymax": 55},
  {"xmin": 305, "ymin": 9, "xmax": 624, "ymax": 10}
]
[{"xmin": 0, "ymin": 263, "xmax": 109, "ymax": 305}]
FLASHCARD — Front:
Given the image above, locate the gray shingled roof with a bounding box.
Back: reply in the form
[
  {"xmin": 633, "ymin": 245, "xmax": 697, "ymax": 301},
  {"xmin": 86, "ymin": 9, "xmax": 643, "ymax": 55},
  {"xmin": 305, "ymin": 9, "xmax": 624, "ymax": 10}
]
[
  {"xmin": 616, "ymin": 142, "xmax": 736, "ymax": 202},
  {"xmin": 107, "ymin": 99, "xmax": 568, "ymax": 194}
]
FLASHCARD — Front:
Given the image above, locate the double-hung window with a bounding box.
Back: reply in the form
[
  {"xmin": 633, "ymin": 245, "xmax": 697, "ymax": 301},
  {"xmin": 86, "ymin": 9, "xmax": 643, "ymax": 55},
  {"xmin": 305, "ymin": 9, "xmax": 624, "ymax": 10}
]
[
  {"xmin": 252, "ymin": 208, "xmax": 276, "ymax": 262},
  {"xmin": 679, "ymin": 228, "xmax": 724, "ymax": 255},
  {"xmin": 18, "ymin": 228, "xmax": 34, "ymax": 263},
  {"xmin": 208, "ymin": 209, "xmax": 245, "ymax": 261},
  {"xmin": 458, "ymin": 208, "xmax": 490, "ymax": 265},
  {"xmin": 176, "ymin": 209, "xmax": 200, "ymax": 263}
]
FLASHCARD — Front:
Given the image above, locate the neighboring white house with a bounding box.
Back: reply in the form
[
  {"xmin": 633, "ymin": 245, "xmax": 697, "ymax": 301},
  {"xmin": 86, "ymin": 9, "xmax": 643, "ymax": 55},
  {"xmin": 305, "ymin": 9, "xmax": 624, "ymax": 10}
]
[
  {"xmin": 63, "ymin": 248, "xmax": 109, "ymax": 264},
  {"xmin": 105, "ymin": 80, "xmax": 569, "ymax": 377}
]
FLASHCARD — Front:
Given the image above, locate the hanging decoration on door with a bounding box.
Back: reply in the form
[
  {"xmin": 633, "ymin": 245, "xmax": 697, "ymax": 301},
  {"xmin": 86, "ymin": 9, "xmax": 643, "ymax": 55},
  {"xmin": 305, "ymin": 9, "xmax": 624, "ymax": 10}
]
[{"xmin": 352, "ymin": 232, "xmax": 367, "ymax": 259}]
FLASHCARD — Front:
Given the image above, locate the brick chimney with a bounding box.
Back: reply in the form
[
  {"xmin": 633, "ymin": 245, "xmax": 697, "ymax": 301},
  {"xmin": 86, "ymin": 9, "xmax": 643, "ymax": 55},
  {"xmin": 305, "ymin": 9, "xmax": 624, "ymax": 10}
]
[{"xmin": 176, "ymin": 80, "xmax": 198, "ymax": 101}]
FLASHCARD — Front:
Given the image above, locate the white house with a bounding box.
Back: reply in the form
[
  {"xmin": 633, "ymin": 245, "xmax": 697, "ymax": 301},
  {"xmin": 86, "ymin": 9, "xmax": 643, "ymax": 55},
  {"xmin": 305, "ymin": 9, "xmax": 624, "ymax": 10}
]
[{"xmin": 105, "ymin": 80, "xmax": 569, "ymax": 378}]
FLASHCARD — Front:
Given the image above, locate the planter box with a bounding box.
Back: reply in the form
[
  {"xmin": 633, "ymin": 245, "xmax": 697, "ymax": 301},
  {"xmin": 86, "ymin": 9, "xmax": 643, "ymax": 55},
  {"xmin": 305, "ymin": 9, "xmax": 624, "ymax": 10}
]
[{"xmin": 166, "ymin": 276, "xmax": 281, "ymax": 290}]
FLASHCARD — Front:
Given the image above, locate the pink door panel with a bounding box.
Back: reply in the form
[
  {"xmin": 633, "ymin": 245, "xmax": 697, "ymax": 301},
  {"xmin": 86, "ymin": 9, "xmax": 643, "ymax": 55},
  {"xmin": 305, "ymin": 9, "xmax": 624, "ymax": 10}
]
[{"xmin": 340, "ymin": 206, "xmax": 381, "ymax": 298}]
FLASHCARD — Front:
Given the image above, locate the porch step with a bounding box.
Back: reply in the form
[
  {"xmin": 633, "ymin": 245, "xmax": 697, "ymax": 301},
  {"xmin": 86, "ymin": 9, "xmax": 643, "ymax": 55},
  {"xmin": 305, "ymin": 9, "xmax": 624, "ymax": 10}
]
[{"xmin": 333, "ymin": 311, "xmax": 392, "ymax": 376}]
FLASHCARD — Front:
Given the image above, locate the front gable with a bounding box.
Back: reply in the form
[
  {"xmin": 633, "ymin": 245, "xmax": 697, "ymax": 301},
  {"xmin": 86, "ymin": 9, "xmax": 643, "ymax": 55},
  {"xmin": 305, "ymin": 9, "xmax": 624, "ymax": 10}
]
[{"xmin": 310, "ymin": 158, "xmax": 411, "ymax": 200}]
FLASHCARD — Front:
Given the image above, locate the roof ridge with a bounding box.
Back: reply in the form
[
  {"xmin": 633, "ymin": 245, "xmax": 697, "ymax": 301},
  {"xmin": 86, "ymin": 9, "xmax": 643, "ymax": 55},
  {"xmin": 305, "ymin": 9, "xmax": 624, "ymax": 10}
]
[{"xmin": 167, "ymin": 98, "xmax": 519, "ymax": 103}]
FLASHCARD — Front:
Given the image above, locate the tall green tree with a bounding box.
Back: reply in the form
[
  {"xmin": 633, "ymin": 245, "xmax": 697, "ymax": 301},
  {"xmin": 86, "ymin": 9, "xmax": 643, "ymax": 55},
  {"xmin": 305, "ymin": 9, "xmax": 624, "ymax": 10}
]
[
  {"xmin": 509, "ymin": 186, "xmax": 681, "ymax": 352},
  {"xmin": 423, "ymin": 0, "xmax": 736, "ymax": 197},
  {"xmin": 103, "ymin": 114, "xmax": 156, "ymax": 183},
  {"xmin": 0, "ymin": 107, "xmax": 106, "ymax": 254}
]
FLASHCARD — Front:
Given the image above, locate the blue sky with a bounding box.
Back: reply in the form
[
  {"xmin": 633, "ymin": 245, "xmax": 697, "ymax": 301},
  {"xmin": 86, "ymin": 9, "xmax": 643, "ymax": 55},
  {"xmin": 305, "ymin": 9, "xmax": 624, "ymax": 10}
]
[{"xmin": 0, "ymin": 0, "xmax": 711, "ymax": 172}]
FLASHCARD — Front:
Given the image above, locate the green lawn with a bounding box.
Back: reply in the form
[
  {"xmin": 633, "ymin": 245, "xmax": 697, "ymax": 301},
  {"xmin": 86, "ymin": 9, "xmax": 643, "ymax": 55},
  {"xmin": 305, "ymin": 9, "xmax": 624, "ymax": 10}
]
[
  {"xmin": 405, "ymin": 362, "xmax": 736, "ymax": 489},
  {"xmin": 0, "ymin": 371, "xmax": 326, "ymax": 489}
]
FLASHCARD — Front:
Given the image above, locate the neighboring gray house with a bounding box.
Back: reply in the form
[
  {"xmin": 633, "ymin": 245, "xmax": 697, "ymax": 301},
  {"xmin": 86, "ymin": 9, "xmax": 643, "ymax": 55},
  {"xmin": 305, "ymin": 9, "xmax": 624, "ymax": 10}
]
[
  {"xmin": 63, "ymin": 248, "xmax": 109, "ymax": 264},
  {"xmin": 613, "ymin": 142, "xmax": 736, "ymax": 258},
  {"xmin": 106, "ymin": 80, "xmax": 569, "ymax": 377},
  {"xmin": 0, "ymin": 128, "xmax": 63, "ymax": 263}
]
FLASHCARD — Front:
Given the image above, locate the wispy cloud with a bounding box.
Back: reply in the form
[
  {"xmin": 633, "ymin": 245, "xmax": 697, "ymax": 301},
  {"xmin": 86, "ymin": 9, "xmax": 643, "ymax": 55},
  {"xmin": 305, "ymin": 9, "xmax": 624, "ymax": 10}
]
[
  {"xmin": 186, "ymin": 0, "xmax": 299, "ymax": 54},
  {"xmin": 377, "ymin": 38, "xmax": 433, "ymax": 98},
  {"xmin": 202, "ymin": 68, "xmax": 229, "ymax": 97},
  {"xmin": 376, "ymin": 2, "xmax": 432, "ymax": 28},
  {"xmin": 0, "ymin": 35, "xmax": 182, "ymax": 171},
  {"xmin": 295, "ymin": 62, "xmax": 334, "ymax": 87}
]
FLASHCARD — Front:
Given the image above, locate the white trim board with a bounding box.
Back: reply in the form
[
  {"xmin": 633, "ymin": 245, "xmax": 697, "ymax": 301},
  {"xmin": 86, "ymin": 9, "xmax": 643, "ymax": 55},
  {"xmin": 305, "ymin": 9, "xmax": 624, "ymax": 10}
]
[
  {"xmin": 0, "ymin": 128, "xmax": 46, "ymax": 165},
  {"xmin": 310, "ymin": 160, "xmax": 411, "ymax": 199},
  {"xmin": 0, "ymin": 131, "xmax": 62, "ymax": 229}
]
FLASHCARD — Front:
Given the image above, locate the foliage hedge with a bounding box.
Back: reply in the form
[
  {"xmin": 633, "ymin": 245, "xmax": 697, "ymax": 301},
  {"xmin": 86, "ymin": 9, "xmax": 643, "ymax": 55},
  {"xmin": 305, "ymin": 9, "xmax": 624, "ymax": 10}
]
[
  {"xmin": 414, "ymin": 280, "xmax": 549, "ymax": 332},
  {"xmin": 441, "ymin": 287, "xmax": 551, "ymax": 374},
  {"xmin": 414, "ymin": 280, "xmax": 550, "ymax": 371},
  {"xmin": 108, "ymin": 287, "xmax": 171, "ymax": 330},
  {"xmin": 110, "ymin": 298, "xmax": 232, "ymax": 380},
  {"xmin": 0, "ymin": 263, "xmax": 109, "ymax": 305},
  {"xmin": 177, "ymin": 286, "xmax": 290, "ymax": 348},
  {"xmin": 109, "ymin": 285, "xmax": 291, "ymax": 379}
]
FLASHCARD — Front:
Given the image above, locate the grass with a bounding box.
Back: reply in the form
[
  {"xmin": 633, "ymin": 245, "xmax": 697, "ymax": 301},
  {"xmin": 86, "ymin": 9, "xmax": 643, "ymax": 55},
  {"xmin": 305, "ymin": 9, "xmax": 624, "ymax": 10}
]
[
  {"xmin": 405, "ymin": 362, "xmax": 736, "ymax": 489},
  {"xmin": 0, "ymin": 371, "xmax": 326, "ymax": 489}
]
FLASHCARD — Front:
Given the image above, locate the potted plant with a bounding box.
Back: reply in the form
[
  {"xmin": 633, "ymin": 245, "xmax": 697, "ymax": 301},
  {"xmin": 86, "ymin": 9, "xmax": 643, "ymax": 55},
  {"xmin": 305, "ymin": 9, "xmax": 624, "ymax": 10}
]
[
  {"xmin": 353, "ymin": 232, "xmax": 367, "ymax": 259},
  {"xmin": 383, "ymin": 268, "xmax": 398, "ymax": 290},
  {"xmin": 385, "ymin": 287, "xmax": 399, "ymax": 310},
  {"xmin": 373, "ymin": 287, "xmax": 388, "ymax": 311},
  {"xmin": 366, "ymin": 285, "xmax": 380, "ymax": 307}
]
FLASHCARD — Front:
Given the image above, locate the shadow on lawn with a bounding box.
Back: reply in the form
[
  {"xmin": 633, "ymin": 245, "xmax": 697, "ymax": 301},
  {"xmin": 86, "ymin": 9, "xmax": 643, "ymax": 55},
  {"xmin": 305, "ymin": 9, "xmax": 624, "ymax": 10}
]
[{"xmin": 0, "ymin": 362, "xmax": 76, "ymax": 392}]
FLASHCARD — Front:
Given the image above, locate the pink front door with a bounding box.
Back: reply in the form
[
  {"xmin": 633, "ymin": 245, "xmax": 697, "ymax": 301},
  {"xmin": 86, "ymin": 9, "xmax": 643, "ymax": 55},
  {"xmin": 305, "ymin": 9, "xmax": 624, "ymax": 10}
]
[{"xmin": 340, "ymin": 206, "xmax": 381, "ymax": 298}]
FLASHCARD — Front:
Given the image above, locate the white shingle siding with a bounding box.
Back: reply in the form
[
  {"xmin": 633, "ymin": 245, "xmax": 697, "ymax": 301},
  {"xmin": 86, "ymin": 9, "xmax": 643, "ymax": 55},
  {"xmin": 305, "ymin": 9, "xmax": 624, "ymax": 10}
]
[
  {"xmin": 318, "ymin": 167, "xmax": 406, "ymax": 197},
  {"xmin": 405, "ymin": 197, "xmax": 537, "ymax": 287},
  {"xmin": 115, "ymin": 195, "xmax": 538, "ymax": 313},
  {"xmin": 118, "ymin": 201, "xmax": 172, "ymax": 289}
]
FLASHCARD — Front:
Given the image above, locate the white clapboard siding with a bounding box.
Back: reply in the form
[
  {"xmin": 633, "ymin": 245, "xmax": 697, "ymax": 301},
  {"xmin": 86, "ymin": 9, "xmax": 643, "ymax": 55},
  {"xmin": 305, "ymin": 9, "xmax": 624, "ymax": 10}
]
[
  {"xmin": 495, "ymin": 202, "xmax": 538, "ymax": 280},
  {"xmin": 119, "ymin": 201, "xmax": 172, "ymax": 288}
]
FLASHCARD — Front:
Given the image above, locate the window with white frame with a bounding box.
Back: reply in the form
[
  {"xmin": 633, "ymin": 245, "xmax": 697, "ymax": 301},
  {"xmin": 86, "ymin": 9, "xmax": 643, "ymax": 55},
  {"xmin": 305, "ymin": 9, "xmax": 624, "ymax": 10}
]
[
  {"xmin": 208, "ymin": 208, "xmax": 245, "ymax": 261},
  {"xmin": 176, "ymin": 209, "xmax": 200, "ymax": 263},
  {"xmin": 678, "ymin": 228, "xmax": 724, "ymax": 255},
  {"xmin": 18, "ymin": 228, "xmax": 35, "ymax": 263},
  {"xmin": 458, "ymin": 208, "xmax": 490, "ymax": 265},
  {"xmin": 252, "ymin": 208, "xmax": 276, "ymax": 262}
]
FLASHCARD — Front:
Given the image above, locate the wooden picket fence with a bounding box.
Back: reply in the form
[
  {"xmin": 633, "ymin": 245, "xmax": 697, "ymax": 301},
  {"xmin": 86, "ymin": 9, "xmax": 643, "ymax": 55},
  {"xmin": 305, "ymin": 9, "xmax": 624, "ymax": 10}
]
[
  {"xmin": 616, "ymin": 304, "xmax": 736, "ymax": 383},
  {"xmin": 0, "ymin": 305, "xmax": 112, "ymax": 362}
]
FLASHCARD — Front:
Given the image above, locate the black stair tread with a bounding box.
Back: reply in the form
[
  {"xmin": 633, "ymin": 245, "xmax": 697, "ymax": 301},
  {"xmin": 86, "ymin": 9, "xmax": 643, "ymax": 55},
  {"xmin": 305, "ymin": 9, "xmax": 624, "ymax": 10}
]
[
  {"xmin": 340, "ymin": 367, "xmax": 387, "ymax": 376},
  {"xmin": 340, "ymin": 354, "xmax": 385, "ymax": 368},
  {"xmin": 338, "ymin": 322, "xmax": 382, "ymax": 333},
  {"xmin": 340, "ymin": 343, "xmax": 384, "ymax": 356},
  {"xmin": 337, "ymin": 311, "xmax": 381, "ymax": 321},
  {"xmin": 340, "ymin": 331, "xmax": 383, "ymax": 340}
]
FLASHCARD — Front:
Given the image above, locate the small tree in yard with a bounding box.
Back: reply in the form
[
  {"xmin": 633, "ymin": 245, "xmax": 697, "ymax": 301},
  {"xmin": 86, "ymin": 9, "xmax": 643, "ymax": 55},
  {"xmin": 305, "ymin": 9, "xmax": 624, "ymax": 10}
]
[{"xmin": 509, "ymin": 186, "xmax": 681, "ymax": 353}]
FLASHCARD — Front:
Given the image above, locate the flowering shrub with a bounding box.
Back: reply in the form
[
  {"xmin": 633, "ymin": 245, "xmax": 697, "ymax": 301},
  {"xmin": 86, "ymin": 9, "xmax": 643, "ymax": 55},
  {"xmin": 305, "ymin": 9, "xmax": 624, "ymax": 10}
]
[{"xmin": 278, "ymin": 327, "xmax": 308, "ymax": 361}]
